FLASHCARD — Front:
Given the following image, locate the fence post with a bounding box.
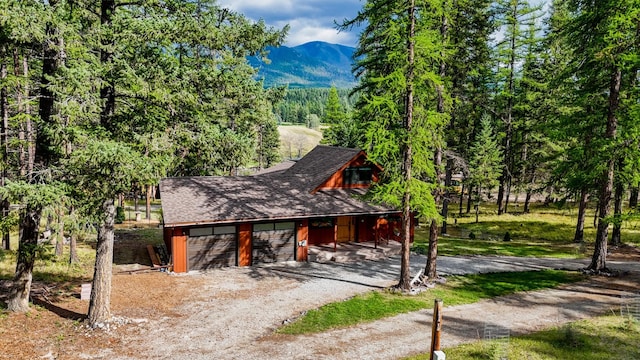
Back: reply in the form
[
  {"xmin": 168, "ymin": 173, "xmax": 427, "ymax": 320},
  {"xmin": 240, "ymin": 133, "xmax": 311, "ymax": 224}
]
[{"xmin": 430, "ymin": 298, "xmax": 443, "ymax": 360}]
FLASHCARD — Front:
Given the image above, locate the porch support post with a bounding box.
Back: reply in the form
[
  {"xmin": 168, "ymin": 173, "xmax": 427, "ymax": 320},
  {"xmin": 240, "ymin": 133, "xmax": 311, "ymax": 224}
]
[{"xmin": 333, "ymin": 218, "xmax": 337, "ymax": 252}]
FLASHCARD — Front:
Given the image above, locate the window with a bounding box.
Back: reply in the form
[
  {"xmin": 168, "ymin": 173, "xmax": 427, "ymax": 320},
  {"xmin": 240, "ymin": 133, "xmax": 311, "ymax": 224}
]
[
  {"xmin": 189, "ymin": 227, "xmax": 212, "ymax": 237},
  {"xmin": 214, "ymin": 226, "xmax": 236, "ymax": 235},
  {"xmin": 254, "ymin": 222, "xmax": 296, "ymax": 232},
  {"xmin": 344, "ymin": 167, "xmax": 372, "ymax": 185}
]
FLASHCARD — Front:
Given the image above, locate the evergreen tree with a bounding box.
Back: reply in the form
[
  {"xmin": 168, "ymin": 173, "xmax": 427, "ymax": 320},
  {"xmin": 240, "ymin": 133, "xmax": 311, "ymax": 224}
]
[
  {"xmin": 468, "ymin": 114, "xmax": 503, "ymax": 222},
  {"xmin": 323, "ymin": 86, "xmax": 346, "ymax": 124},
  {"xmin": 493, "ymin": 0, "xmax": 542, "ymax": 214},
  {"xmin": 561, "ymin": 0, "xmax": 640, "ymax": 272},
  {"xmin": 342, "ymin": 0, "xmax": 447, "ymax": 290}
]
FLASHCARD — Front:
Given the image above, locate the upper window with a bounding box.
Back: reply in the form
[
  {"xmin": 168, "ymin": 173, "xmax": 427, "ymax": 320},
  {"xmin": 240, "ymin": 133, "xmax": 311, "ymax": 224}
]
[{"xmin": 343, "ymin": 166, "xmax": 372, "ymax": 185}]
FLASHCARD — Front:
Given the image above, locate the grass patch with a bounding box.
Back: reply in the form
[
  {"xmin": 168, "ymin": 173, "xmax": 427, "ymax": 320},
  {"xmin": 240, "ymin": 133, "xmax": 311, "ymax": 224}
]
[
  {"xmin": 414, "ymin": 204, "xmax": 640, "ymax": 258},
  {"xmin": 406, "ymin": 315, "xmax": 640, "ymax": 360},
  {"xmin": 279, "ymin": 270, "xmax": 583, "ymax": 335},
  {"xmin": 0, "ymin": 241, "xmax": 96, "ymax": 283},
  {"xmin": 413, "ymin": 235, "xmax": 587, "ymax": 258}
]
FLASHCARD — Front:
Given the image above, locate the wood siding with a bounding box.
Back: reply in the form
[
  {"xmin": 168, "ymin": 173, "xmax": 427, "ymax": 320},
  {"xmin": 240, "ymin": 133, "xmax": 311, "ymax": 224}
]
[
  {"xmin": 296, "ymin": 220, "xmax": 309, "ymax": 261},
  {"xmin": 314, "ymin": 153, "xmax": 381, "ymax": 191}
]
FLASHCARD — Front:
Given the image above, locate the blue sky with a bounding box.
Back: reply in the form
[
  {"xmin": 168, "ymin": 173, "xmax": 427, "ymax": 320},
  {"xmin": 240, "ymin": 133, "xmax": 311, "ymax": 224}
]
[
  {"xmin": 217, "ymin": 1, "xmax": 550, "ymax": 48},
  {"xmin": 217, "ymin": 0, "xmax": 364, "ymax": 47}
]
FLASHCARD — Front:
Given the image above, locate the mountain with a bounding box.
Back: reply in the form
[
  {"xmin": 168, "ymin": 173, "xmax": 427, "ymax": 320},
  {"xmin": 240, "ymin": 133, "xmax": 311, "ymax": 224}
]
[{"xmin": 249, "ymin": 41, "xmax": 357, "ymax": 89}]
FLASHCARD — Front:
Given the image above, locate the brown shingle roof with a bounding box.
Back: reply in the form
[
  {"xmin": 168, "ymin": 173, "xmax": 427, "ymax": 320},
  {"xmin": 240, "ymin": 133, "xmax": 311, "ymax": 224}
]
[
  {"xmin": 160, "ymin": 176, "xmax": 394, "ymax": 227},
  {"xmin": 160, "ymin": 145, "xmax": 396, "ymax": 227}
]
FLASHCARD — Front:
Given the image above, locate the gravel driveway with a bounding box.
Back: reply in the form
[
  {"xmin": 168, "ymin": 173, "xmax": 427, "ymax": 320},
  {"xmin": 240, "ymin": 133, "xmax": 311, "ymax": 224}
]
[{"xmin": 84, "ymin": 254, "xmax": 639, "ymax": 360}]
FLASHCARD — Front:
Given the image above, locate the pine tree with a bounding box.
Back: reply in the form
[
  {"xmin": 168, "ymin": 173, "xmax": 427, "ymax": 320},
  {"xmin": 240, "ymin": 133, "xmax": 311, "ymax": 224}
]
[
  {"xmin": 323, "ymin": 86, "xmax": 346, "ymax": 124},
  {"xmin": 561, "ymin": 0, "xmax": 640, "ymax": 272},
  {"xmin": 493, "ymin": 0, "xmax": 542, "ymax": 214},
  {"xmin": 341, "ymin": 0, "xmax": 447, "ymax": 290},
  {"xmin": 468, "ymin": 114, "xmax": 503, "ymax": 222}
]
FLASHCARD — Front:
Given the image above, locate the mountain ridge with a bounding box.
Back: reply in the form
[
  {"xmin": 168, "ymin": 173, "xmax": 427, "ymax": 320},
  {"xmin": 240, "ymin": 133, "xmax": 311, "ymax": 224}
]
[{"xmin": 249, "ymin": 41, "xmax": 357, "ymax": 89}]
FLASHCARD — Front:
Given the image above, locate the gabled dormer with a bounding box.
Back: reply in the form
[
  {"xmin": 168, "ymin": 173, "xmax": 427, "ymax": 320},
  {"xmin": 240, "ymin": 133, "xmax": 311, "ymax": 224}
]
[{"xmin": 282, "ymin": 145, "xmax": 382, "ymax": 193}]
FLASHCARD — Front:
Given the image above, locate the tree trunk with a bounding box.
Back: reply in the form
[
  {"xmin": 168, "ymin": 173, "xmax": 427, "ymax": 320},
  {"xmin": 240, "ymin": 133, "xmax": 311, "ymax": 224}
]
[
  {"xmin": 629, "ymin": 187, "xmax": 638, "ymax": 208},
  {"xmin": 55, "ymin": 209, "xmax": 64, "ymax": 257},
  {"xmin": 466, "ymin": 183, "xmax": 472, "ymax": 214},
  {"xmin": 100, "ymin": 0, "xmax": 116, "ymax": 129},
  {"xmin": 398, "ymin": 1, "xmax": 416, "ymax": 291},
  {"xmin": 14, "ymin": 49, "xmax": 26, "ymax": 177},
  {"xmin": 7, "ymin": 206, "xmax": 42, "ymax": 312},
  {"xmin": 588, "ymin": 67, "xmax": 621, "ymax": 272},
  {"xmin": 574, "ymin": 188, "xmax": 588, "ymax": 243},
  {"xmin": 497, "ymin": 182, "xmax": 505, "ymax": 215},
  {"xmin": 69, "ymin": 233, "xmax": 78, "ymax": 264},
  {"xmin": 69, "ymin": 207, "xmax": 78, "ymax": 264},
  {"xmin": 524, "ymin": 190, "xmax": 532, "ymax": 213},
  {"xmin": 611, "ymin": 180, "xmax": 623, "ymax": 246},
  {"xmin": 1, "ymin": 45, "xmax": 10, "ymax": 251},
  {"xmin": 475, "ymin": 188, "xmax": 480, "ymax": 224},
  {"xmin": 425, "ymin": 3, "xmax": 447, "ymax": 281},
  {"xmin": 88, "ymin": 199, "xmax": 116, "ymax": 326},
  {"xmin": 504, "ymin": 176, "xmax": 512, "ymax": 214},
  {"xmin": 458, "ymin": 182, "xmax": 464, "ymax": 217},
  {"xmin": 498, "ymin": 5, "xmax": 518, "ymax": 216},
  {"xmin": 425, "ymin": 148, "xmax": 441, "ymax": 279},
  {"xmin": 441, "ymin": 160, "xmax": 452, "ymax": 234},
  {"xmin": 146, "ymin": 185, "xmax": 152, "ymax": 220}
]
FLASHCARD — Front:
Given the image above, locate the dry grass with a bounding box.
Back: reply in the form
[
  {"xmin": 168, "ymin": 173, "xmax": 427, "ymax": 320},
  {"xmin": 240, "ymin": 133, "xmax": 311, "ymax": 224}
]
[{"xmin": 278, "ymin": 125, "xmax": 323, "ymax": 159}]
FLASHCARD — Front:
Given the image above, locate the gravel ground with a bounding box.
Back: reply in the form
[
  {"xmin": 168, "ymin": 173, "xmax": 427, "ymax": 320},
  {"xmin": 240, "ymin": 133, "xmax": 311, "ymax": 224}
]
[{"xmin": 74, "ymin": 254, "xmax": 639, "ymax": 360}]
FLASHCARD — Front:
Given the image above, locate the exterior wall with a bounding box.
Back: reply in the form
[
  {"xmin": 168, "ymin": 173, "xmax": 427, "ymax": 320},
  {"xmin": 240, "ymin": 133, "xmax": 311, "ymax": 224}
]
[
  {"xmin": 315, "ymin": 153, "xmax": 381, "ymax": 190},
  {"xmin": 238, "ymin": 223, "xmax": 252, "ymax": 266},
  {"xmin": 357, "ymin": 216, "xmax": 377, "ymax": 242},
  {"xmin": 296, "ymin": 219, "xmax": 309, "ymax": 261},
  {"xmin": 167, "ymin": 213, "xmax": 413, "ymax": 273},
  {"xmin": 308, "ymin": 218, "xmax": 335, "ymax": 245}
]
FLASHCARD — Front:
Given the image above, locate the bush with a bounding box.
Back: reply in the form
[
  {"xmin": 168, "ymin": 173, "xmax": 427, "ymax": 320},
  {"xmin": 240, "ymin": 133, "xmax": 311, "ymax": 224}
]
[
  {"xmin": 503, "ymin": 231, "xmax": 511, "ymax": 242},
  {"xmin": 115, "ymin": 207, "xmax": 125, "ymax": 224},
  {"xmin": 469, "ymin": 232, "xmax": 476, "ymax": 239}
]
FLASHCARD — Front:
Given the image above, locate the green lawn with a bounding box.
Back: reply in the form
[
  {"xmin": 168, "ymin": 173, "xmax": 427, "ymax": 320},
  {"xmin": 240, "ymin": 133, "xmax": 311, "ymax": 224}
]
[
  {"xmin": 278, "ymin": 270, "xmax": 584, "ymax": 335},
  {"xmin": 413, "ymin": 203, "xmax": 640, "ymax": 258},
  {"xmin": 406, "ymin": 315, "xmax": 640, "ymax": 360}
]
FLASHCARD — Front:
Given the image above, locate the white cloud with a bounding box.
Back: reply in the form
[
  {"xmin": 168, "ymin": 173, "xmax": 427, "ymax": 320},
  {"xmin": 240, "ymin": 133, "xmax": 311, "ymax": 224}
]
[
  {"xmin": 217, "ymin": 0, "xmax": 362, "ymax": 47},
  {"xmin": 275, "ymin": 19, "xmax": 357, "ymax": 47}
]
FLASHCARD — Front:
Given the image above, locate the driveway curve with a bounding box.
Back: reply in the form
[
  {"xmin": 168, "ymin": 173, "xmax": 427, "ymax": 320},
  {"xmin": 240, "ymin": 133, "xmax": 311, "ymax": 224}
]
[{"xmin": 83, "ymin": 255, "xmax": 639, "ymax": 360}]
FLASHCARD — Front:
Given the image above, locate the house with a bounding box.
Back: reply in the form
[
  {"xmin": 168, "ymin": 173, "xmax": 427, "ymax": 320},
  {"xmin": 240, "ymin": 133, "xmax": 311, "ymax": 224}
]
[{"xmin": 160, "ymin": 145, "xmax": 412, "ymax": 272}]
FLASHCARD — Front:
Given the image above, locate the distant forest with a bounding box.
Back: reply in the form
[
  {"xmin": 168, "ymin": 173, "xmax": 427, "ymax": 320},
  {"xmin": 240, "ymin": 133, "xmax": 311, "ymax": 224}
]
[{"xmin": 274, "ymin": 88, "xmax": 358, "ymax": 125}]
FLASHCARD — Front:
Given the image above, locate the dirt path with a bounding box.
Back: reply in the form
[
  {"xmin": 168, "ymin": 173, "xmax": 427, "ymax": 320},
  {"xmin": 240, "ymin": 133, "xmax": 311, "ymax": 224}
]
[{"xmin": 65, "ymin": 255, "xmax": 640, "ymax": 360}]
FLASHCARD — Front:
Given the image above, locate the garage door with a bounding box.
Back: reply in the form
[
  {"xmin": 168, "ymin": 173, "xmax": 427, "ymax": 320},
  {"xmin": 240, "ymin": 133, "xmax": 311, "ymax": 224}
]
[
  {"xmin": 252, "ymin": 222, "xmax": 296, "ymax": 264},
  {"xmin": 187, "ymin": 226, "xmax": 236, "ymax": 270}
]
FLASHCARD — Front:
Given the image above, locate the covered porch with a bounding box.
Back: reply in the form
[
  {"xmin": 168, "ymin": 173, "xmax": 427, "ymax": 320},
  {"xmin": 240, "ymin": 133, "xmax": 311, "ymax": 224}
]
[{"xmin": 308, "ymin": 240, "xmax": 403, "ymax": 263}]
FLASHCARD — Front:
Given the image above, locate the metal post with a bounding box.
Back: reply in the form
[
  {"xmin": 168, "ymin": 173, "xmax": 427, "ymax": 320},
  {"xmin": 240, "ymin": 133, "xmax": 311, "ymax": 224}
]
[{"xmin": 430, "ymin": 299, "xmax": 443, "ymax": 360}]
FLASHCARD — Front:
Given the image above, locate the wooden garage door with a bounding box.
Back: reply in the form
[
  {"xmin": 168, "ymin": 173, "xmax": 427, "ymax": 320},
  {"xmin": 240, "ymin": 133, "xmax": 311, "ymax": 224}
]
[
  {"xmin": 252, "ymin": 222, "xmax": 296, "ymax": 264},
  {"xmin": 187, "ymin": 226, "xmax": 237, "ymax": 270}
]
